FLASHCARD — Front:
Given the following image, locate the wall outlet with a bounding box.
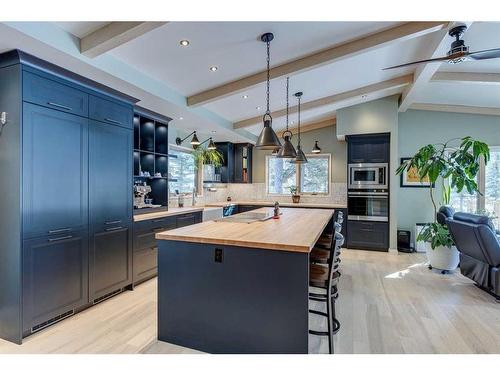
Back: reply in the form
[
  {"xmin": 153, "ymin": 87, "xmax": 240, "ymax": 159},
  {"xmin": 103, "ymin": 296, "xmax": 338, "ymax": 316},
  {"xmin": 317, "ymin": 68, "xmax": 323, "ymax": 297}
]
[{"xmin": 214, "ymin": 248, "xmax": 223, "ymax": 263}]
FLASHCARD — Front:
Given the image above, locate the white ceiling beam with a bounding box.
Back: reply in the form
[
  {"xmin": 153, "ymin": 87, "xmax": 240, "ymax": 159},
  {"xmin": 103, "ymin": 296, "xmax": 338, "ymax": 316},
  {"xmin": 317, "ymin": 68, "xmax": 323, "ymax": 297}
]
[
  {"xmin": 234, "ymin": 74, "xmax": 413, "ymax": 129},
  {"xmin": 80, "ymin": 22, "xmax": 167, "ymax": 58},
  {"xmin": 398, "ymin": 23, "xmax": 457, "ymax": 112},
  {"xmin": 431, "ymin": 71, "xmax": 500, "ymax": 85},
  {"xmin": 188, "ymin": 22, "xmax": 448, "ymax": 107},
  {"xmin": 410, "ymin": 103, "xmax": 500, "ymax": 117}
]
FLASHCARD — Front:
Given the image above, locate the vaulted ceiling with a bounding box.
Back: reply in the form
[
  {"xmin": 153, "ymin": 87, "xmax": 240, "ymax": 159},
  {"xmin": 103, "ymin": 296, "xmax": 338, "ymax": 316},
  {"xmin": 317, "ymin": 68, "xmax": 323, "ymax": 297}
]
[{"xmin": 2, "ymin": 21, "xmax": 500, "ymax": 142}]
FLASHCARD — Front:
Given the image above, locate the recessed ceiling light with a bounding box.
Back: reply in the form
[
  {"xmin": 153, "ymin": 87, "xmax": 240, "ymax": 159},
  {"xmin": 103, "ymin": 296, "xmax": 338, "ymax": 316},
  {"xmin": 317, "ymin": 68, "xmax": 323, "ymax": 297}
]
[
  {"xmin": 242, "ymin": 95, "xmax": 249, "ymax": 99},
  {"xmin": 361, "ymin": 95, "xmax": 368, "ymax": 99},
  {"xmin": 256, "ymin": 106, "xmax": 261, "ymax": 110},
  {"xmin": 179, "ymin": 40, "xmax": 190, "ymax": 47},
  {"xmin": 290, "ymin": 121, "xmax": 295, "ymax": 125},
  {"xmin": 211, "ymin": 130, "xmax": 217, "ymax": 134},
  {"xmin": 209, "ymin": 66, "xmax": 218, "ymax": 72},
  {"xmin": 179, "ymin": 117, "xmax": 184, "ymax": 120}
]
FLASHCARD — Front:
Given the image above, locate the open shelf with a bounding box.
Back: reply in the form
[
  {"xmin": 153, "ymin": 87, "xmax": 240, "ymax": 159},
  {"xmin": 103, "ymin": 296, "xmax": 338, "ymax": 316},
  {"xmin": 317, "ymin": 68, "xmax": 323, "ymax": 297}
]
[{"xmin": 133, "ymin": 108, "xmax": 172, "ymax": 210}]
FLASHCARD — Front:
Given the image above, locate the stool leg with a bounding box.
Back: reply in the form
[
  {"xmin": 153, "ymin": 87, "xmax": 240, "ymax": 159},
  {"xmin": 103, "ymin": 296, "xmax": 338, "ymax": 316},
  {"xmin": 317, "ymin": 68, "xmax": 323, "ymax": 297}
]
[{"xmin": 327, "ymin": 291, "xmax": 334, "ymax": 354}]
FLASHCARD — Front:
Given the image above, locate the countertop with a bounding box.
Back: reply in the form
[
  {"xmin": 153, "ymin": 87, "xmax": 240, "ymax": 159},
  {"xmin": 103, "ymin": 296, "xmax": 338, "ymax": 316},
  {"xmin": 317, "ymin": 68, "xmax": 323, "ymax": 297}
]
[
  {"xmin": 205, "ymin": 200, "xmax": 347, "ymax": 209},
  {"xmin": 133, "ymin": 206, "xmax": 221, "ymax": 222},
  {"xmin": 155, "ymin": 207, "xmax": 334, "ymax": 253}
]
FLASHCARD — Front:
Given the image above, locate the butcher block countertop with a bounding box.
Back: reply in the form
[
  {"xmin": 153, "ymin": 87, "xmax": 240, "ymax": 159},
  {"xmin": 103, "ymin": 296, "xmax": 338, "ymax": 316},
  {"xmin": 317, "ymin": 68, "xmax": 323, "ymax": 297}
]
[
  {"xmin": 155, "ymin": 207, "xmax": 334, "ymax": 253},
  {"xmin": 205, "ymin": 200, "xmax": 346, "ymax": 209},
  {"xmin": 134, "ymin": 206, "xmax": 212, "ymax": 222}
]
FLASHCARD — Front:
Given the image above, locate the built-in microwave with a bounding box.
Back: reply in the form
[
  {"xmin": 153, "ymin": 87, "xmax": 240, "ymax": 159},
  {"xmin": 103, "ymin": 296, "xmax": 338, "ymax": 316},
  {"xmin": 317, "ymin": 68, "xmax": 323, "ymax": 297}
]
[
  {"xmin": 348, "ymin": 191, "xmax": 389, "ymax": 222},
  {"xmin": 348, "ymin": 163, "xmax": 388, "ymax": 190}
]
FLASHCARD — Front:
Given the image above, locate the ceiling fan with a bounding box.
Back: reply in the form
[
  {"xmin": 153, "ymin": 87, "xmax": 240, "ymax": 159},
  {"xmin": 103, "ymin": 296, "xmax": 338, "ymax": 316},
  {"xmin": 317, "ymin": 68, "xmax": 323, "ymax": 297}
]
[{"xmin": 383, "ymin": 23, "xmax": 500, "ymax": 70}]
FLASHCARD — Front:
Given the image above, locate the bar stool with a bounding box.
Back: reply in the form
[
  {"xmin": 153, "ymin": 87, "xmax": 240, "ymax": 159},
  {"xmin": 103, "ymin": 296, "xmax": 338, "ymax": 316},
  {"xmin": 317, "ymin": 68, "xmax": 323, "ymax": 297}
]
[
  {"xmin": 308, "ymin": 231, "xmax": 343, "ymax": 354},
  {"xmin": 310, "ymin": 221, "xmax": 343, "ymax": 264},
  {"xmin": 316, "ymin": 212, "xmax": 344, "ymax": 249}
]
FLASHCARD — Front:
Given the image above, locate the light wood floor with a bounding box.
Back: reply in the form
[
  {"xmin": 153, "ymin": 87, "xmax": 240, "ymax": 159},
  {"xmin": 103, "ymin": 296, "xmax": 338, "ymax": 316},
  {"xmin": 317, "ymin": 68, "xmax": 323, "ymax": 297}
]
[{"xmin": 0, "ymin": 250, "xmax": 498, "ymax": 354}]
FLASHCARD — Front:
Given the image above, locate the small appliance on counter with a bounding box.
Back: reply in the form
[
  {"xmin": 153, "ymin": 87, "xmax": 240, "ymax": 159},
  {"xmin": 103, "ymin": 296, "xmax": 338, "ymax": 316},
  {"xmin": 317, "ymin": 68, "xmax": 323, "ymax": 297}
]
[{"xmin": 134, "ymin": 182, "xmax": 161, "ymax": 209}]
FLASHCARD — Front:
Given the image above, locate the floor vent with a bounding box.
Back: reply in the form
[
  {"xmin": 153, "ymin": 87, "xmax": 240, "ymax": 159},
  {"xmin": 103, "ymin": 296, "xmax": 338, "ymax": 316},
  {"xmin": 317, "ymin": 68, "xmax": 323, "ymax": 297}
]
[
  {"xmin": 31, "ymin": 309, "xmax": 74, "ymax": 333},
  {"xmin": 93, "ymin": 288, "xmax": 123, "ymax": 305}
]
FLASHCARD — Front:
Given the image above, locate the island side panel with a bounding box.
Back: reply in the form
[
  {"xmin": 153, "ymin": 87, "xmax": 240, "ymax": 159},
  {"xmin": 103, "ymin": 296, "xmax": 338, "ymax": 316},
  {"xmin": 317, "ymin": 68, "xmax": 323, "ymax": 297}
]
[{"xmin": 157, "ymin": 240, "xmax": 309, "ymax": 354}]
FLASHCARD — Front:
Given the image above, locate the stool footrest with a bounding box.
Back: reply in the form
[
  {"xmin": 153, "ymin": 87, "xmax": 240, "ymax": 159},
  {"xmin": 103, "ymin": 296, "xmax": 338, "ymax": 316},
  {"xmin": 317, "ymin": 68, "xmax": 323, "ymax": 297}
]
[{"xmin": 309, "ymin": 309, "xmax": 328, "ymax": 317}]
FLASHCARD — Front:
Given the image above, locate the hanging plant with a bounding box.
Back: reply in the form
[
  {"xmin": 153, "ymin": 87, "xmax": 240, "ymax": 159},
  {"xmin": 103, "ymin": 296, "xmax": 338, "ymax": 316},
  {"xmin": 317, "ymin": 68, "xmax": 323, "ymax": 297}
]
[{"xmin": 193, "ymin": 147, "xmax": 224, "ymax": 169}]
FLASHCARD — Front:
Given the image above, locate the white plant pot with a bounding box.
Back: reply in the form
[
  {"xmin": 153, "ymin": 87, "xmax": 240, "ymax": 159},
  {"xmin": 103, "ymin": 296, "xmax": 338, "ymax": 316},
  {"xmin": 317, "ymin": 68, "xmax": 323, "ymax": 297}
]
[{"xmin": 424, "ymin": 243, "xmax": 460, "ymax": 271}]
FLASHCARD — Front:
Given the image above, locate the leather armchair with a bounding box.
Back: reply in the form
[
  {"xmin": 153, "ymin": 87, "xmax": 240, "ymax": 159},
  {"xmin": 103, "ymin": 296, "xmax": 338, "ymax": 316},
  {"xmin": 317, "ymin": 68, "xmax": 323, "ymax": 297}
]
[{"xmin": 446, "ymin": 212, "xmax": 500, "ymax": 300}]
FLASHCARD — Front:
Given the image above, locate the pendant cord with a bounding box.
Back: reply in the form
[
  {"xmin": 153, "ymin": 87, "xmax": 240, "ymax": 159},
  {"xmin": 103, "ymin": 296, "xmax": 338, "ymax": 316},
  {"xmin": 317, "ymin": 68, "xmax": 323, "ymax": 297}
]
[
  {"xmin": 285, "ymin": 77, "xmax": 289, "ymax": 131},
  {"xmin": 297, "ymin": 96, "xmax": 301, "ymax": 146},
  {"xmin": 266, "ymin": 40, "xmax": 270, "ymax": 115}
]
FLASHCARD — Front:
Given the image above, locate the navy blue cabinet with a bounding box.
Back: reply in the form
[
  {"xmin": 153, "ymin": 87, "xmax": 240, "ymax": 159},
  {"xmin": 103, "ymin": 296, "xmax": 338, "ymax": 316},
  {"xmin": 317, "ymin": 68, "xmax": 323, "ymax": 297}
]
[
  {"xmin": 22, "ymin": 103, "xmax": 89, "ymax": 239},
  {"xmin": 23, "ymin": 71, "xmax": 89, "ymax": 117},
  {"xmin": 0, "ymin": 50, "xmax": 139, "ymax": 343},
  {"xmin": 89, "ymin": 120, "xmax": 133, "ymax": 301},
  {"xmin": 347, "ymin": 133, "xmax": 390, "ymax": 163},
  {"xmin": 22, "ymin": 231, "xmax": 89, "ymax": 333}
]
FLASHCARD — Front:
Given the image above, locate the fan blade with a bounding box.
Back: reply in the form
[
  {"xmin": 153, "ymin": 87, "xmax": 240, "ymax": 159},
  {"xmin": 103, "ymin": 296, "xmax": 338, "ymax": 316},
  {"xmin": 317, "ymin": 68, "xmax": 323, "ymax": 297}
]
[
  {"xmin": 383, "ymin": 55, "xmax": 451, "ymax": 70},
  {"xmin": 468, "ymin": 48, "xmax": 500, "ymax": 60}
]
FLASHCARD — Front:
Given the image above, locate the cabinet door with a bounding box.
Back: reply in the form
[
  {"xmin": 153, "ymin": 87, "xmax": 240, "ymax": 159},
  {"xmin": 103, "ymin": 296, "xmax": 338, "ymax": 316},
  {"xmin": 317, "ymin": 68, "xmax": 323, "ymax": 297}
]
[
  {"xmin": 89, "ymin": 120, "xmax": 133, "ymax": 232},
  {"xmin": 89, "ymin": 95, "xmax": 133, "ymax": 129},
  {"xmin": 233, "ymin": 144, "xmax": 244, "ymax": 183},
  {"xmin": 22, "ymin": 103, "xmax": 88, "ymax": 239},
  {"xmin": 133, "ymin": 246, "xmax": 158, "ymax": 284},
  {"xmin": 23, "ymin": 231, "xmax": 88, "ymax": 332},
  {"xmin": 89, "ymin": 226, "xmax": 132, "ymax": 301}
]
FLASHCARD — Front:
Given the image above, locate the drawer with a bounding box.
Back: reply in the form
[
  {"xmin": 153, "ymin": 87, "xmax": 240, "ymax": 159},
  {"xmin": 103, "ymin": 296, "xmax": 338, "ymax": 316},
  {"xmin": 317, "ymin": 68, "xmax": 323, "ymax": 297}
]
[
  {"xmin": 133, "ymin": 247, "xmax": 158, "ymax": 284},
  {"xmin": 134, "ymin": 216, "xmax": 176, "ymax": 233},
  {"xmin": 176, "ymin": 212, "xmax": 202, "ymax": 228},
  {"xmin": 347, "ymin": 220, "xmax": 388, "ymax": 251},
  {"xmin": 89, "ymin": 95, "xmax": 133, "ymax": 129},
  {"xmin": 23, "ymin": 71, "xmax": 88, "ymax": 117}
]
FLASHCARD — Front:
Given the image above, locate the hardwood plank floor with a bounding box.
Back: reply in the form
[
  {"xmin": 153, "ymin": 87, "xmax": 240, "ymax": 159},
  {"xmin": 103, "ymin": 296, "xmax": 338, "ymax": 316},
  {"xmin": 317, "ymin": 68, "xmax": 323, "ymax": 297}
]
[{"xmin": 0, "ymin": 250, "xmax": 498, "ymax": 354}]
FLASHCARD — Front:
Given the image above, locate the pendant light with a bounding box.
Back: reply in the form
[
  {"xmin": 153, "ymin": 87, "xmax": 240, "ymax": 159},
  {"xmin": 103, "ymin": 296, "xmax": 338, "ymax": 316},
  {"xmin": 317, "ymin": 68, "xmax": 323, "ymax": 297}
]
[
  {"xmin": 255, "ymin": 33, "xmax": 282, "ymax": 150},
  {"xmin": 175, "ymin": 131, "xmax": 200, "ymax": 146},
  {"xmin": 311, "ymin": 141, "xmax": 321, "ymax": 154},
  {"xmin": 292, "ymin": 92, "xmax": 308, "ymax": 164},
  {"xmin": 276, "ymin": 77, "xmax": 297, "ymax": 159}
]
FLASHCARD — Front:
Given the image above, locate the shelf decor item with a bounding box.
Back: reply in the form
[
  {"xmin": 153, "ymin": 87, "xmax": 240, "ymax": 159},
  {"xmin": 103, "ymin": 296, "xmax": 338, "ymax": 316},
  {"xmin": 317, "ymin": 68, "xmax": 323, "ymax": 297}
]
[
  {"xmin": 276, "ymin": 77, "xmax": 297, "ymax": 159},
  {"xmin": 290, "ymin": 185, "xmax": 300, "ymax": 203},
  {"xmin": 255, "ymin": 32, "xmax": 282, "ymax": 150},
  {"xmin": 396, "ymin": 136, "xmax": 490, "ymax": 271}
]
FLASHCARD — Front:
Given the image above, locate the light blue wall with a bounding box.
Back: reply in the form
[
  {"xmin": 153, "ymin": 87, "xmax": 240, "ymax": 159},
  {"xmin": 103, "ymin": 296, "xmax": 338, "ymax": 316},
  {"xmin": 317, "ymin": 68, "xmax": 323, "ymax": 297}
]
[
  {"xmin": 337, "ymin": 96, "xmax": 399, "ymax": 249},
  {"xmin": 397, "ymin": 109, "xmax": 500, "ymax": 234}
]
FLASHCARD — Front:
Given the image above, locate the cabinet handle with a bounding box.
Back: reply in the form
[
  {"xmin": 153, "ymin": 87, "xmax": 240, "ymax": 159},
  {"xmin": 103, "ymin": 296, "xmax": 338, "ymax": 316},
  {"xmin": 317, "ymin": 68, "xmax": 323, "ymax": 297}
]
[
  {"xmin": 105, "ymin": 220, "xmax": 122, "ymax": 225},
  {"xmin": 105, "ymin": 226, "xmax": 124, "ymax": 232},
  {"xmin": 48, "ymin": 235, "xmax": 73, "ymax": 242},
  {"xmin": 152, "ymin": 219, "xmax": 165, "ymax": 223},
  {"xmin": 48, "ymin": 228, "xmax": 71, "ymax": 234},
  {"xmin": 104, "ymin": 117, "xmax": 121, "ymax": 125},
  {"xmin": 47, "ymin": 102, "xmax": 72, "ymax": 111}
]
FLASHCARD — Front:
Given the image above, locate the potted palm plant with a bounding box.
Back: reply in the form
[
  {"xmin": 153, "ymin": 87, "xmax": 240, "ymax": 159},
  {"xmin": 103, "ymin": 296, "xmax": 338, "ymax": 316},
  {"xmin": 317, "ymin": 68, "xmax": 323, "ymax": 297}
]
[{"xmin": 396, "ymin": 136, "xmax": 490, "ymax": 272}]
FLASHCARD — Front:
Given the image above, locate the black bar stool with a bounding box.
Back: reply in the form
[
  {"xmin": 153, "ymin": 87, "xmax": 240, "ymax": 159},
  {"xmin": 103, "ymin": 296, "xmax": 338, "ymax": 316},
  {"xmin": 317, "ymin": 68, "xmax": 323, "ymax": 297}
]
[{"xmin": 308, "ymin": 231, "xmax": 343, "ymax": 354}]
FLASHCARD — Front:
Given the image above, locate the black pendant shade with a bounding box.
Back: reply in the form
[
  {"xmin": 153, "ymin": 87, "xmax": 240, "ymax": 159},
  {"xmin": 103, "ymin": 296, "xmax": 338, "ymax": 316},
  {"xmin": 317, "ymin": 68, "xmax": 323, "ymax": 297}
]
[
  {"xmin": 190, "ymin": 131, "xmax": 200, "ymax": 146},
  {"xmin": 207, "ymin": 138, "xmax": 216, "ymax": 150},
  {"xmin": 312, "ymin": 140, "xmax": 321, "ymax": 154},
  {"xmin": 256, "ymin": 32, "xmax": 282, "ymax": 150},
  {"xmin": 294, "ymin": 145, "xmax": 308, "ymax": 164},
  {"xmin": 256, "ymin": 117, "xmax": 282, "ymax": 150}
]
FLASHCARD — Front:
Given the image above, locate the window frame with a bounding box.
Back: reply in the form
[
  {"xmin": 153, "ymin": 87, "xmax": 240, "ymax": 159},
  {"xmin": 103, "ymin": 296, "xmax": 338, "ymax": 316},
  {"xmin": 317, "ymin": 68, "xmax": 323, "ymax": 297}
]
[
  {"xmin": 168, "ymin": 144, "xmax": 203, "ymax": 196},
  {"xmin": 265, "ymin": 153, "xmax": 331, "ymax": 196}
]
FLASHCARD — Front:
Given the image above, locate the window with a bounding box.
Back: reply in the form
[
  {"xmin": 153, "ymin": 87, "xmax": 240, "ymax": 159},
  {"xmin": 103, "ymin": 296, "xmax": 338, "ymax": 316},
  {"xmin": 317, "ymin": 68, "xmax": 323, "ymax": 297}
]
[
  {"xmin": 300, "ymin": 155, "xmax": 330, "ymax": 194},
  {"xmin": 266, "ymin": 156, "xmax": 297, "ymax": 195},
  {"xmin": 449, "ymin": 147, "xmax": 500, "ymax": 229},
  {"xmin": 266, "ymin": 154, "xmax": 330, "ymax": 195},
  {"xmin": 168, "ymin": 148, "xmax": 197, "ymax": 194}
]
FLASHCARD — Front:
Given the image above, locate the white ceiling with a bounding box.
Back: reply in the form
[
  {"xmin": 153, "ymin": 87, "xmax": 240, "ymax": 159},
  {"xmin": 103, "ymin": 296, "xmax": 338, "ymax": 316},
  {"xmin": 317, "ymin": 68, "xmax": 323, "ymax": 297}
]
[{"xmin": 2, "ymin": 21, "xmax": 500, "ymax": 142}]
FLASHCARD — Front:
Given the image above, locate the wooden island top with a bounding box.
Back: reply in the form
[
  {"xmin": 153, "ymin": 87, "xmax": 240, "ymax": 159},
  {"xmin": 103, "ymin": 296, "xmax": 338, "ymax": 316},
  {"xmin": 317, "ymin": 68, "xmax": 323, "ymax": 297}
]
[{"xmin": 155, "ymin": 207, "xmax": 334, "ymax": 253}]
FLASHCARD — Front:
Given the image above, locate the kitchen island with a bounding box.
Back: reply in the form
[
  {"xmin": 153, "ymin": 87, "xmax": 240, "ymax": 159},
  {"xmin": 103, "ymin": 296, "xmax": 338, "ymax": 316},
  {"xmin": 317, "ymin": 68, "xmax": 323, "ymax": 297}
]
[{"xmin": 155, "ymin": 207, "xmax": 334, "ymax": 353}]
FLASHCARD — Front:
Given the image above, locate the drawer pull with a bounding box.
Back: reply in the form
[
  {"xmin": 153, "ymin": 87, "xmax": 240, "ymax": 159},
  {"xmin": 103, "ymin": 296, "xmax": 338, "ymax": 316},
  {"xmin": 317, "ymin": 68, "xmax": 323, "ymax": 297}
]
[
  {"xmin": 48, "ymin": 228, "xmax": 71, "ymax": 234},
  {"xmin": 152, "ymin": 219, "xmax": 165, "ymax": 223},
  {"xmin": 105, "ymin": 226, "xmax": 124, "ymax": 232},
  {"xmin": 47, "ymin": 102, "xmax": 72, "ymax": 111},
  {"xmin": 104, "ymin": 117, "xmax": 122, "ymax": 125},
  {"xmin": 105, "ymin": 220, "xmax": 122, "ymax": 225},
  {"xmin": 48, "ymin": 235, "xmax": 73, "ymax": 242}
]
